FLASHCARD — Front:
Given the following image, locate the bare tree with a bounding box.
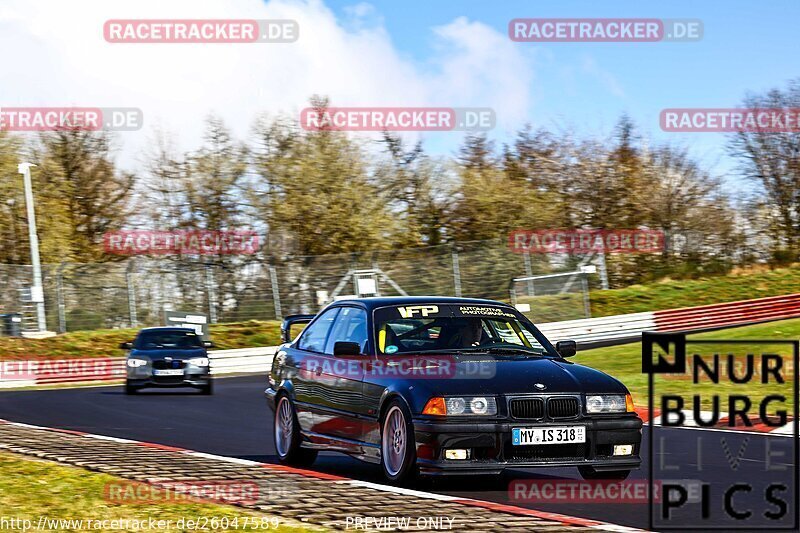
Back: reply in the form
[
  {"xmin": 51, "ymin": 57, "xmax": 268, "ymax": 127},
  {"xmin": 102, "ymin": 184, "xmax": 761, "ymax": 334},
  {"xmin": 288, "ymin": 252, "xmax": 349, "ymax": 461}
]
[{"xmin": 729, "ymin": 79, "xmax": 800, "ymax": 260}]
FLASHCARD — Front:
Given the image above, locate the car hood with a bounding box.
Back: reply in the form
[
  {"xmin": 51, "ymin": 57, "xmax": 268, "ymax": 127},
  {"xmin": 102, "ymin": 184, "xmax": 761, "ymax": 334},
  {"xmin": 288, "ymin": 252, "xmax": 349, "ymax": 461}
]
[
  {"xmin": 383, "ymin": 354, "xmax": 627, "ymax": 396},
  {"xmin": 129, "ymin": 348, "xmax": 207, "ymax": 360}
]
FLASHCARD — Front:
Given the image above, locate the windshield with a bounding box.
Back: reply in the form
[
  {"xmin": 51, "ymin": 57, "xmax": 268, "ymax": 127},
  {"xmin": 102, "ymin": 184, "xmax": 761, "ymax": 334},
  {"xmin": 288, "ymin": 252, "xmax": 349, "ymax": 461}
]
[
  {"xmin": 374, "ymin": 304, "xmax": 549, "ymax": 356},
  {"xmin": 134, "ymin": 330, "xmax": 203, "ymax": 350}
]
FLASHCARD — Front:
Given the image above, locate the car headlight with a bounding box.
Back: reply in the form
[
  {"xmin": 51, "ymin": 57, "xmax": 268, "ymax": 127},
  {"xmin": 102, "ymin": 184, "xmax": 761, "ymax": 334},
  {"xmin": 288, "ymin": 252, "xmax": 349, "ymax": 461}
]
[
  {"xmin": 188, "ymin": 357, "xmax": 210, "ymax": 367},
  {"xmin": 586, "ymin": 394, "xmax": 630, "ymax": 414},
  {"xmin": 423, "ymin": 396, "xmax": 497, "ymax": 416},
  {"xmin": 126, "ymin": 358, "xmax": 148, "ymax": 368}
]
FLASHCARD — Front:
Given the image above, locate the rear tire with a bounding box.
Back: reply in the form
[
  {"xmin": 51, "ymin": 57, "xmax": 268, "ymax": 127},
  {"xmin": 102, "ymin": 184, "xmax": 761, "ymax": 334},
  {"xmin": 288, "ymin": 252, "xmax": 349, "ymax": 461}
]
[
  {"xmin": 578, "ymin": 466, "xmax": 631, "ymax": 480},
  {"xmin": 273, "ymin": 395, "xmax": 318, "ymax": 467},
  {"xmin": 380, "ymin": 400, "xmax": 417, "ymax": 485}
]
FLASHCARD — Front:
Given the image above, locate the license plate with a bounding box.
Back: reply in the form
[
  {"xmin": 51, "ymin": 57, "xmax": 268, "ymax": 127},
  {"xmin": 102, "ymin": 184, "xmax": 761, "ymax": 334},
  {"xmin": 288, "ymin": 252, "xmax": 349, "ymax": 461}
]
[
  {"xmin": 512, "ymin": 425, "xmax": 585, "ymax": 445},
  {"xmin": 153, "ymin": 369, "xmax": 184, "ymax": 376}
]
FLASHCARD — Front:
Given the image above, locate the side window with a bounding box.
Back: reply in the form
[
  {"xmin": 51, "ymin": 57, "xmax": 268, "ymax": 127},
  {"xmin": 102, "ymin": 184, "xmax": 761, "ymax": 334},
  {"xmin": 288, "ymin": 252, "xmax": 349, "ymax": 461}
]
[
  {"xmin": 297, "ymin": 308, "xmax": 339, "ymax": 353},
  {"xmin": 325, "ymin": 307, "xmax": 368, "ymax": 354}
]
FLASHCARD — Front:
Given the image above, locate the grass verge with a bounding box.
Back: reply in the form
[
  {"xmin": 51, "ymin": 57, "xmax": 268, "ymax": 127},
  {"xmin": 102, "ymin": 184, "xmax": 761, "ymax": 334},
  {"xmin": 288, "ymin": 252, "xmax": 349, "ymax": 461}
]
[
  {"xmin": 0, "ymin": 451, "xmax": 314, "ymax": 532},
  {"xmin": 588, "ymin": 266, "xmax": 800, "ymax": 317}
]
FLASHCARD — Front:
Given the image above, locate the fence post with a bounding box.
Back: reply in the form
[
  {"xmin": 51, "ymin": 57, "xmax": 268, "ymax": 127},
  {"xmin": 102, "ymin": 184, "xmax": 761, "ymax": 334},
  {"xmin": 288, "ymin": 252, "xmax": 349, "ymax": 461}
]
[
  {"xmin": 581, "ymin": 273, "xmax": 591, "ymax": 318},
  {"xmin": 56, "ymin": 262, "xmax": 67, "ymax": 333},
  {"xmin": 269, "ymin": 264, "xmax": 282, "ymax": 320},
  {"xmin": 596, "ymin": 249, "xmax": 610, "ymax": 290},
  {"xmin": 523, "ymin": 252, "xmax": 534, "ymax": 296},
  {"xmin": 205, "ymin": 265, "xmax": 218, "ymax": 324},
  {"xmin": 126, "ymin": 260, "xmax": 138, "ymax": 328},
  {"xmin": 452, "ymin": 247, "xmax": 462, "ymax": 297}
]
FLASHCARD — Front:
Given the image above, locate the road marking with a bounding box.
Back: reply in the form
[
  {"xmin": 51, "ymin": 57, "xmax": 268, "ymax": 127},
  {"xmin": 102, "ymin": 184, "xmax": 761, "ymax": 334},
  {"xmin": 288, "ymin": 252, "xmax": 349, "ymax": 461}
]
[
  {"xmin": 337, "ymin": 479, "xmax": 460, "ymax": 501},
  {"xmin": 85, "ymin": 434, "xmax": 139, "ymax": 444},
  {"xmin": 184, "ymin": 451, "xmax": 264, "ymax": 466}
]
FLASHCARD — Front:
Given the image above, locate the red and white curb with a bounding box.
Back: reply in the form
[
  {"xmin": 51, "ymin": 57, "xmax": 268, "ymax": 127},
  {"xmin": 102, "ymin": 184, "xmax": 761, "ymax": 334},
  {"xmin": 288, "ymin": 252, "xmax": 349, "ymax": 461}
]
[{"xmin": 0, "ymin": 418, "xmax": 644, "ymax": 532}]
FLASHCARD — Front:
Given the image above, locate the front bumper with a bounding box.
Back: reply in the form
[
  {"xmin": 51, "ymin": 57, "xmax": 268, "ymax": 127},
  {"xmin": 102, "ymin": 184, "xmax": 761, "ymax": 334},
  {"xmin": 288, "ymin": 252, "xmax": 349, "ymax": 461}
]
[
  {"xmin": 127, "ymin": 367, "xmax": 211, "ymax": 389},
  {"xmin": 413, "ymin": 415, "xmax": 642, "ymax": 475}
]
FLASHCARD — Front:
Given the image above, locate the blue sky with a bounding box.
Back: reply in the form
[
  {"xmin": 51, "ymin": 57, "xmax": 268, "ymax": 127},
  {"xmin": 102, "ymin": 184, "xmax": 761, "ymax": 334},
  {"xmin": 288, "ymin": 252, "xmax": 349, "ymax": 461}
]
[
  {"xmin": 324, "ymin": 0, "xmax": 800, "ymax": 183},
  {"xmin": 3, "ymin": 0, "xmax": 798, "ymax": 190}
]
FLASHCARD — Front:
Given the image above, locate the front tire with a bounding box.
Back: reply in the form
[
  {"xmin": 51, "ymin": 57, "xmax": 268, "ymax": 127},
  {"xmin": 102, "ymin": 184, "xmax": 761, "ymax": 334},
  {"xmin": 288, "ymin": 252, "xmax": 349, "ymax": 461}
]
[
  {"xmin": 200, "ymin": 381, "xmax": 213, "ymax": 395},
  {"xmin": 380, "ymin": 401, "xmax": 417, "ymax": 485},
  {"xmin": 125, "ymin": 381, "xmax": 138, "ymax": 395},
  {"xmin": 578, "ymin": 466, "xmax": 631, "ymax": 480},
  {"xmin": 273, "ymin": 395, "xmax": 317, "ymax": 467}
]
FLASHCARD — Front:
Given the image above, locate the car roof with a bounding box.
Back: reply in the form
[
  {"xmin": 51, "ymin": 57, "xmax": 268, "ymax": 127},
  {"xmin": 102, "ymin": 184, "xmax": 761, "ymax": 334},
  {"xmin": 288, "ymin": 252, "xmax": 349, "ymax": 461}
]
[{"xmin": 328, "ymin": 296, "xmax": 515, "ymax": 311}]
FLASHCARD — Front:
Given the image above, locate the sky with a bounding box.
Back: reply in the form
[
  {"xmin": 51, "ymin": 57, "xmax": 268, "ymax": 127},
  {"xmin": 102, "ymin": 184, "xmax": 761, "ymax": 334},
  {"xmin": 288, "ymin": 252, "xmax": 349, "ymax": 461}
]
[{"xmin": 1, "ymin": 0, "xmax": 798, "ymax": 190}]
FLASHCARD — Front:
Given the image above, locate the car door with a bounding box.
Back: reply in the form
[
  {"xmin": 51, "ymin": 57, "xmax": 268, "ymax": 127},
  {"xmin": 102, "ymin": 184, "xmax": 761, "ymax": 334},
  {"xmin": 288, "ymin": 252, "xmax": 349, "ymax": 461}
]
[
  {"xmin": 311, "ymin": 306, "xmax": 369, "ymax": 445},
  {"xmin": 288, "ymin": 307, "xmax": 340, "ymax": 433}
]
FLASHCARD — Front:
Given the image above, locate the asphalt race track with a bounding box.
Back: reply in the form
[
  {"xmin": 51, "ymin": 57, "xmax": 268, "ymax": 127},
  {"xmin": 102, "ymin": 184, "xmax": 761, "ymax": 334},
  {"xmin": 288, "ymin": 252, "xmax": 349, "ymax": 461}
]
[{"xmin": 0, "ymin": 375, "xmax": 794, "ymax": 530}]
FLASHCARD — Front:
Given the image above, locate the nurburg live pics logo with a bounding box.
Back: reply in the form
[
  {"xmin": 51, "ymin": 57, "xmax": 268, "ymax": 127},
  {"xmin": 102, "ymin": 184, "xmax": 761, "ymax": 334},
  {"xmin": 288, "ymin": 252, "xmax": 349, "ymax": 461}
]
[{"xmin": 642, "ymin": 332, "xmax": 799, "ymax": 530}]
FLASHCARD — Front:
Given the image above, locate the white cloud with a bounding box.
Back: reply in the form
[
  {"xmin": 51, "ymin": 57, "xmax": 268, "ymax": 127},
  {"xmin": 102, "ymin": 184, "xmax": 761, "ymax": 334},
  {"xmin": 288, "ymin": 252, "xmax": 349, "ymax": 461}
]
[
  {"xmin": 0, "ymin": 0, "xmax": 534, "ymax": 167},
  {"xmin": 581, "ymin": 56, "xmax": 625, "ymax": 98}
]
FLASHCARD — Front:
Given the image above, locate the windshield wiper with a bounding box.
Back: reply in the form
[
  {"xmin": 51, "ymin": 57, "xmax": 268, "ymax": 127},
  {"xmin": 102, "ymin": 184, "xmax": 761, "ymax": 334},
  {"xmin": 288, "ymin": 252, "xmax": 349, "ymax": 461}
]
[
  {"xmin": 409, "ymin": 346, "xmax": 544, "ymax": 356},
  {"xmin": 484, "ymin": 346, "xmax": 541, "ymax": 353}
]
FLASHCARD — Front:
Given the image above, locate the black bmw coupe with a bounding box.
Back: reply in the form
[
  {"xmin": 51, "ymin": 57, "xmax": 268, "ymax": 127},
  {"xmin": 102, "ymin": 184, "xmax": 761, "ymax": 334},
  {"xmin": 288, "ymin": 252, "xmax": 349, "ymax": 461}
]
[{"xmin": 265, "ymin": 296, "xmax": 641, "ymax": 484}]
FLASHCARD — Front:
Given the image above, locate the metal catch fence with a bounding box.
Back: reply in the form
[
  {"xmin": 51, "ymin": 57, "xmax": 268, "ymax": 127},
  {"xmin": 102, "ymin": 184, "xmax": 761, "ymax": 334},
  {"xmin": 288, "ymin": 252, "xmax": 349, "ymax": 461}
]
[{"xmin": 0, "ymin": 239, "xmax": 601, "ymax": 333}]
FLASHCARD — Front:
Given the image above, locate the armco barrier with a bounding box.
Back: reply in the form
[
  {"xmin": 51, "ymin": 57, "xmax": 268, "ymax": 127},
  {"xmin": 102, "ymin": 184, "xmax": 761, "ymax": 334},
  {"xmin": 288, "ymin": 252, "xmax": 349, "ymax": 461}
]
[
  {"xmin": 0, "ymin": 347, "xmax": 277, "ymax": 388},
  {"xmin": 653, "ymin": 293, "xmax": 800, "ymax": 332},
  {"xmin": 537, "ymin": 311, "xmax": 656, "ymax": 345},
  {"xmin": 209, "ymin": 346, "xmax": 277, "ymax": 374},
  {"xmin": 539, "ymin": 292, "xmax": 800, "ymax": 346},
  {"xmin": 2, "ymin": 293, "xmax": 800, "ymax": 387}
]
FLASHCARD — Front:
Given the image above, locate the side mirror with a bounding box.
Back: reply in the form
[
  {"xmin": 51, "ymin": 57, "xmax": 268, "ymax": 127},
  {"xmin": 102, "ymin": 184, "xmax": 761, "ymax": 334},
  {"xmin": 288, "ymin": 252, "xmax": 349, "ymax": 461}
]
[
  {"xmin": 333, "ymin": 341, "xmax": 361, "ymax": 356},
  {"xmin": 556, "ymin": 340, "xmax": 577, "ymax": 358},
  {"xmin": 203, "ymin": 341, "xmax": 215, "ymax": 348},
  {"xmin": 119, "ymin": 341, "xmax": 133, "ymax": 350},
  {"xmin": 281, "ymin": 314, "xmax": 316, "ymax": 343}
]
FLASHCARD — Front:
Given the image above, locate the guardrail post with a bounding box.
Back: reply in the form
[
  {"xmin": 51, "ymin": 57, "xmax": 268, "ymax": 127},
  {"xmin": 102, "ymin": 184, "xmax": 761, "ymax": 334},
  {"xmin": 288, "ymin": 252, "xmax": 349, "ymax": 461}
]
[{"xmin": 269, "ymin": 264, "xmax": 282, "ymax": 320}]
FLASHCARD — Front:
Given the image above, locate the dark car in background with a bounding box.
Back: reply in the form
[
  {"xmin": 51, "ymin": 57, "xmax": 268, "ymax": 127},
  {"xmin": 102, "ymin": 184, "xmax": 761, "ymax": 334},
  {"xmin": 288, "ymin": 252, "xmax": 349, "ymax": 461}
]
[
  {"xmin": 266, "ymin": 296, "xmax": 641, "ymax": 484},
  {"xmin": 122, "ymin": 327, "xmax": 214, "ymax": 395}
]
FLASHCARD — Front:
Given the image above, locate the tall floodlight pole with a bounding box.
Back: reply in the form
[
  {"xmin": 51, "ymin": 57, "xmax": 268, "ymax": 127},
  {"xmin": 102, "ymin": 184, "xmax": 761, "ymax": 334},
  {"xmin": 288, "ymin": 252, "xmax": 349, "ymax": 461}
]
[{"xmin": 18, "ymin": 162, "xmax": 46, "ymax": 332}]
